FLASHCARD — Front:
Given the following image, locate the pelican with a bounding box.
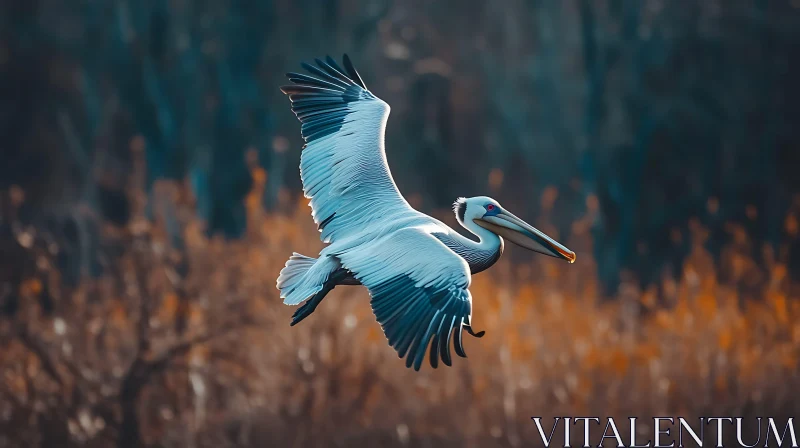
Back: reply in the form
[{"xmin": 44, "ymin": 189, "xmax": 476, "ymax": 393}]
[{"xmin": 277, "ymin": 55, "xmax": 575, "ymax": 370}]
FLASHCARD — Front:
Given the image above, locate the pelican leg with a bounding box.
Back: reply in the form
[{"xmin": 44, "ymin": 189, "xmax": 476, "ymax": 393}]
[
  {"xmin": 290, "ymin": 286, "xmax": 329, "ymax": 326},
  {"xmin": 464, "ymin": 324, "xmax": 485, "ymax": 338},
  {"xmin": 290, "ymin": 268, "xmax": 355, "ymax": 326}
]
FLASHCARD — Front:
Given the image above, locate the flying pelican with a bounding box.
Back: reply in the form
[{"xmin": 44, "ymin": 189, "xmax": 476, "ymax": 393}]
[{"xmin": 277, "ymin": 55, "xmax": 576, "ymax": 370}]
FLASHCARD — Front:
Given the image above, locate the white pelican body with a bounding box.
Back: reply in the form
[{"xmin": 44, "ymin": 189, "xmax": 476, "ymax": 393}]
[{"xmin": 277, "ymin": 55, "xmax": 575, "ymax": 370}]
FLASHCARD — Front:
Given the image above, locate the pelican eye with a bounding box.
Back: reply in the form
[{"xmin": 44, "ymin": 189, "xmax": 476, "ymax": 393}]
[{"xmin": 486, "ymin": 204, "xmax": 495, "ymax": 211}]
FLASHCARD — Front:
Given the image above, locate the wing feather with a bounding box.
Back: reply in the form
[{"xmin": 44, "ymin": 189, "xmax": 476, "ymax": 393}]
[
  {"xmin": 337, "ymin": 227, "xmax": 478, "ymax": 370},
  {"xmin": 282, "ymin": 55, "xmax": 417, "ymax": 243},
  {"xmin": 342, "ymin": 54, "xmax": 367, "ymax": 89}
]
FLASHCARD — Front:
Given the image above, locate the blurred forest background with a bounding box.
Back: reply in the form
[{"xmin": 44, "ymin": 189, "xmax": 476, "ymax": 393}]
[{"xmin": 1, "ymin": 0, "xmax": 800, "ymax": 447}]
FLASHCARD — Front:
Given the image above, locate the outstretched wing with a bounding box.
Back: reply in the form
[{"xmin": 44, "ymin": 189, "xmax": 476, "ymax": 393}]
[
  {"xmin": 281, "ymin": 55, "xmax": 416, "ymax": 243},
  {"xmin": 337, "ymin": 227, "xmax": 483, "ymax": 371}
]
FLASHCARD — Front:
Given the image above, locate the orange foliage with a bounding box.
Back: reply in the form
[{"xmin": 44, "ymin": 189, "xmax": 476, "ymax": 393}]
[{"xmin": 2, "ymin": 176, "xmax": 800, "ymax": 448}]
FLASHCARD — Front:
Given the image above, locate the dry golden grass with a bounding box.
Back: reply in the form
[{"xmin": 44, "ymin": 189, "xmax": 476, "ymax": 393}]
[{"xmin": 1, "ymin": 163, "xmax": 799, "ymax": 447}]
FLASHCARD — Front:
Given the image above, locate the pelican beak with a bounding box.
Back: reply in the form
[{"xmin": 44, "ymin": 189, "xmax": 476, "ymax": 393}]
[{"xmin": 475, "ymin": 209, "xmax": 576, "ymax": 263}]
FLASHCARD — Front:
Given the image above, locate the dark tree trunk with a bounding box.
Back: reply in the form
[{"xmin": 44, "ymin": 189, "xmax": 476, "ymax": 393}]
[{"xmin": 117, "ymin": 360, "xmax": 147, "ymax": 448}]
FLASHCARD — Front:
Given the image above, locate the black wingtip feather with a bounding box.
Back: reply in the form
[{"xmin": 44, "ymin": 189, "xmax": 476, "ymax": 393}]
[
  {"xmin": 314, "ymin": 58, "xmax": 352, "ymax": 85},
  {"xmin": 454, "ymin": 321, "xmax": 467, "ymax": 358},
  {"xmin": 429, "ymin": 334, "xmax": 440, "ymax": 369},
  {"xmin": 281, "ymin": 57, "xmax": 360, "ymax": 143},
  {"xmin": 286, "ymin": 56, "xmax": 371, "ymax": 97},
  {"xmin": 342, "ymin": 54, "xmax": 367, "ymax": 90},
  {"xmin": 299, "ymin": 62, "xmax": 350, "ymax": 89},
  {"xmin": 325, "ymin": 55, "xmax": 347, "ymax": 74},
  {"xmin": 281, "ymin": 85, "xmax": 340, "ymax": 95},
  {"xmin": 440, "ymin": 318, "xmax": 454, "ymax": 366},
  {"xmin": 368, "ymin": 275, "xmax": 480, "ymax": 371}
]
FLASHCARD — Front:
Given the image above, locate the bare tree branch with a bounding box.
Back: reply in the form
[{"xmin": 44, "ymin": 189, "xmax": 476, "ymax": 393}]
[{"xmin": 145, "ymin": 316, "xmax": 258, "ymax": 376}]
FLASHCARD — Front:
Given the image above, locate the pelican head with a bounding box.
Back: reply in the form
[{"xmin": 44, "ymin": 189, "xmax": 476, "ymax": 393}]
[{"xmin": 454, "ymin": 196, "xmax": 576, "ymax": 263}]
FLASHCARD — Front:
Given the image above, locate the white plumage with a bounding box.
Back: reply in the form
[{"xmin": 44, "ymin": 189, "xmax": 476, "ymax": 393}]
[{"xmin": 278, "ymin": 55, "xmax": 575, "ymax": 370}]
